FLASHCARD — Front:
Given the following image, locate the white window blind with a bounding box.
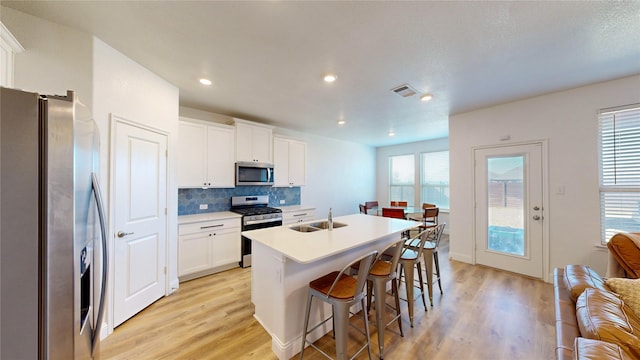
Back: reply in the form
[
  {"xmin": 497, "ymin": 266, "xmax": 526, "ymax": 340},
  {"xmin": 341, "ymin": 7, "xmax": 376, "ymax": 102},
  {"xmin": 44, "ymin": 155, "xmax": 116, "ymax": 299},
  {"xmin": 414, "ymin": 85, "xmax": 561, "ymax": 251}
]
[
  {"xmin": 421, "ymin": 151, "xmax": 450, "ymax": 209},
  {"xmin": 389, "ymin": 154, "xmax": 415, "ymax": 206},
  {"xmin": 599, "ymin": 104, "xmax": 640, "ymax": 244}
]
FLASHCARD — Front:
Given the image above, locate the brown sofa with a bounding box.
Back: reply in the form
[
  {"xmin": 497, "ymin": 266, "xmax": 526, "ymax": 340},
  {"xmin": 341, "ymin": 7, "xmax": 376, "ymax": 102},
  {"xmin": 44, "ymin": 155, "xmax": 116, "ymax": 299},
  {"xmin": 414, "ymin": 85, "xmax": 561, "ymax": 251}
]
[
  {"xmin": 608, "ymin": 232, "xmax": 640, "ymax": 279},
  {"xmin": 553, "ymin": 265, "xmax": 640, "ymax": 359}
]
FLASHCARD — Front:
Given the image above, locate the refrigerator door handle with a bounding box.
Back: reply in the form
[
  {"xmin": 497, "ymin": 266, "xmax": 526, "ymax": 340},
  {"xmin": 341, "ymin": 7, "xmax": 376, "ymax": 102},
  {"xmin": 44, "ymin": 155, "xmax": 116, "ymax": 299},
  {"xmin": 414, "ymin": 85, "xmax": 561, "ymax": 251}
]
[{"xmin": 91, "ymin": 173, "xmax": 108, "ymax": 353}]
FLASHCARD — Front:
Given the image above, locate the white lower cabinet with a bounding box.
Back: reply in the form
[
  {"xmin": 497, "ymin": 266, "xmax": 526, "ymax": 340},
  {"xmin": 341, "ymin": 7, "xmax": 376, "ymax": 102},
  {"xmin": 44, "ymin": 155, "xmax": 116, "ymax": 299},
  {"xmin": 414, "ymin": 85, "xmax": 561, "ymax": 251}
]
[
  {"xmin": 178, "ymin": 217, "xmax": 240, "ymax": 281},
  {"xmin": 282, "ymin": 208, "xmax": 315, "ymax": 225}
]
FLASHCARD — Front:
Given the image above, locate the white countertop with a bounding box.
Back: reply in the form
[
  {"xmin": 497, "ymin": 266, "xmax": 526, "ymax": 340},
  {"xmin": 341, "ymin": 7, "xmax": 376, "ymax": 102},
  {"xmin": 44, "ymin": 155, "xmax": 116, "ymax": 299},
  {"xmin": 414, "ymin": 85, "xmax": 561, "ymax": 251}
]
[
  {"xmin": 178, "ymin": 211, "xmax": 241, "ymax": 225},
  {"xmin": 276, "ymin": 205, "xmax": 315, "ymax": 212},
  {"xmin": 242, "ymin": 213, "xmax": 419, "ymax": 264}
]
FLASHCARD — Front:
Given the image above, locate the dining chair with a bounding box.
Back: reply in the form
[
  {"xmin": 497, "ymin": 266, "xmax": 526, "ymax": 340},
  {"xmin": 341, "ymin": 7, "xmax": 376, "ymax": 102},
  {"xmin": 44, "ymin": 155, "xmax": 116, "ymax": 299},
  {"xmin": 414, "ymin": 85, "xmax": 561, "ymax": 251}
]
[
  {"xmin": 300, "ymin": 251, "xmax": 378, "ymax": 360},
  {"xmin": 364, "ymin": 201, "xmax": 379, "ymax": 211},
  {"xmin": 408, "ymin": 204, "xmax": 439, "ymax": 230},
  {"xmin": 390, "ymin": 201, "xmax": 408, "ymax": 207},
  {"xmin": 381, "ymin": 207, "xmax": 405, "ymax": 219}
]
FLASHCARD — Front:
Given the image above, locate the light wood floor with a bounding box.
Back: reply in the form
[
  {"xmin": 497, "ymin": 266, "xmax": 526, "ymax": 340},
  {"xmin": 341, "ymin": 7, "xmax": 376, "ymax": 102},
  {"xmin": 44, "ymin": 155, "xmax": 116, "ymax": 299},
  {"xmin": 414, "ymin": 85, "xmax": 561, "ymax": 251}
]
[{"xmin": 101, "ymin": 240, "xmax": 556, "ymax": 359}]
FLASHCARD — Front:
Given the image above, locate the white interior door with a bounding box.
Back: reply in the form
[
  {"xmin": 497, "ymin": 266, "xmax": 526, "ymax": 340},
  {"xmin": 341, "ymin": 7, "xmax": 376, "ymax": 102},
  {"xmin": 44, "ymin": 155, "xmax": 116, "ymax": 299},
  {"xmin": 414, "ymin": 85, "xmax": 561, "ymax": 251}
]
[
  {"xmin": 112, "ymin": 118, "xmax": 167, "ymax": 327},
  {"xmin": 474, "ymin": 143, "xmax": 544, "ymax": 278}
]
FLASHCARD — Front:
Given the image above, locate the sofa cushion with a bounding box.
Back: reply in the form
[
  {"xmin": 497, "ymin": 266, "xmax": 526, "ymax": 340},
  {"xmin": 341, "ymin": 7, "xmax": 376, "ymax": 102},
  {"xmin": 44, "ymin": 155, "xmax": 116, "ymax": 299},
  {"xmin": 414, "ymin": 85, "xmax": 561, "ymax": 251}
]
[
  {"xmin": 574, "ymin": 338, "xmax": 634, "ymax": 360},
  {"xmin": 606, "ymin": 278, "xmax": 640, "ymax": 317},
  {"xmin": 564, "ymin": 265, "xmax": 610, "ymax": 302},
  {"xmin": 575, "ymin": 288, "xmax": 640, "ymax": 358}
]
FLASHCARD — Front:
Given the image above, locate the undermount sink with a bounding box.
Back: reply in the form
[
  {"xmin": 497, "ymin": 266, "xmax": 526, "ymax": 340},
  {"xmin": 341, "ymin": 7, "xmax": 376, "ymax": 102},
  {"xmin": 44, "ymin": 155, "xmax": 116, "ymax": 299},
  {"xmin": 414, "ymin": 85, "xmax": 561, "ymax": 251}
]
[
  {"xmin": 289, "ymin": 221, "xmax": 348, "ymax": 232},
  {"xmin": 308, "ymin": 221, "xmax": 347, "ymax": 230},
  {"xmin": 289, "ymin": 225, "xmax": 321, "ymax": 233}
]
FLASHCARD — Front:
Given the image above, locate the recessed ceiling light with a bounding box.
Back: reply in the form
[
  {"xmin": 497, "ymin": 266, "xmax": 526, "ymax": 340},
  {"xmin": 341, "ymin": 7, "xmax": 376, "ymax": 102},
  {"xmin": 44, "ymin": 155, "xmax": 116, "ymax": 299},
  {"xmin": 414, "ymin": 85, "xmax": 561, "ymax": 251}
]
[
  {"xmin": 199, "ymin": 78, "xmax": 212, "ymax": 86},
  {"xmin": 337, "ymin": 119, "xmax": 346, "ymax": 125},
  {"xmin": 420, "ymin": 94, "xmax": 433, "ymax": 102},
  {"xmin": 388, "ymin": 130, "xmax": 395, "ymax": 137},
  {"xmin": 323, "ymin": 73, "xmax": 338, "ymax": 83}
]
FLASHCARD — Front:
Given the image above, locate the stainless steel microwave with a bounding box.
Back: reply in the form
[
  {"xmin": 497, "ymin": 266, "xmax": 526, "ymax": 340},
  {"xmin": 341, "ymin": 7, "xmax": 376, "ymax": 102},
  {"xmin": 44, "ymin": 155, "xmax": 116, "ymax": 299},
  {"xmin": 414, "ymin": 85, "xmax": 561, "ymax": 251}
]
[{"xmin": 235, "ymin": 162, "xmax": 274, "ymax": 186}]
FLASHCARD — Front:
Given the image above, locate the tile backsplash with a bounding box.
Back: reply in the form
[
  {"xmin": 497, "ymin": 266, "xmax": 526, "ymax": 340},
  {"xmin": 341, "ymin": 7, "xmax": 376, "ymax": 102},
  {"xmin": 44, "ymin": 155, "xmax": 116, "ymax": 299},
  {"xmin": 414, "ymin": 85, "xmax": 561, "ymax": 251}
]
[{"xmin": 178, "ymin": 186, "xmax": 301, "ymax": 215}]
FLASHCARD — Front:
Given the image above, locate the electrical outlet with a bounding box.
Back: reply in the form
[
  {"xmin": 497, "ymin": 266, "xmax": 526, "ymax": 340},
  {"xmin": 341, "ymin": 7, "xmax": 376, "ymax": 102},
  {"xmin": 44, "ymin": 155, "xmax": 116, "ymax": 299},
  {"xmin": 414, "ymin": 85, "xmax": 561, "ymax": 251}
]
[
  {"xmin": 199, "ymin": 204, "xmax": 208, "ymax": 210},
  {"xmin": 279, "ymin": 199, "xmax": 285, "ymax": 204}
]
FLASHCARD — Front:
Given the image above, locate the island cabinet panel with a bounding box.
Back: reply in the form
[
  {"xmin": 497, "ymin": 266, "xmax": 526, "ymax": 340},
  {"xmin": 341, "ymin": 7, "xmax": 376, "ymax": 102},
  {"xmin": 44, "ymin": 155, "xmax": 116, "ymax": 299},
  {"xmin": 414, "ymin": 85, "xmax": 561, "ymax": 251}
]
[
  {"xmin": 245, "ymin": 213, "xmax": 420, "ymax": 360},
  {"xmin": 273, "ymin": 136, "xmax": 306, "ymax": 187},
  {"xmin": 178, "ymin": 216, "xmax": 240, "ymax": 281},
  {"xmin": 234, "ymin": 119, "xmax": 273, "ymax": 163},
  {"xmin": 177, "ymin": 118, "xmax": 235, "ymax": 188}
]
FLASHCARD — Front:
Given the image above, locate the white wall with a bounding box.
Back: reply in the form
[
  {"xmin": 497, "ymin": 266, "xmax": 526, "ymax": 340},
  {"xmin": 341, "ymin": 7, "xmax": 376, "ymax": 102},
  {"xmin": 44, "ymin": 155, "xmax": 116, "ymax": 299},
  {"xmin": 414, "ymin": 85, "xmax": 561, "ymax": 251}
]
[
  {"xmin": 375, "ymin": 138, "xmax": 450, "ymax": 231},
  {"xmin": 449, "ymin": 75, "xmax": 640, "ymax": 278},
  {"xmin": 285, "ymin": 130, "xmax": 376, "ymax": 218},
  {"xmin": 1, "ymin": 6, "xmax": 93, "ymax": 109},
  {"xmin": 92, "ymin": 38, "xmax": 180, "ymax": 309}
]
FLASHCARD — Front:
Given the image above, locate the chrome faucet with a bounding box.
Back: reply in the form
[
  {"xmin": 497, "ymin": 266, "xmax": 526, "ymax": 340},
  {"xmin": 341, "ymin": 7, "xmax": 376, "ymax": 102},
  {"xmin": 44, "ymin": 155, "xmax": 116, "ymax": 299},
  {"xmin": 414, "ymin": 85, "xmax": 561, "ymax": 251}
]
[{"xmin": 328, "ymin": 208, "xmax": 333, "ymax": 231}]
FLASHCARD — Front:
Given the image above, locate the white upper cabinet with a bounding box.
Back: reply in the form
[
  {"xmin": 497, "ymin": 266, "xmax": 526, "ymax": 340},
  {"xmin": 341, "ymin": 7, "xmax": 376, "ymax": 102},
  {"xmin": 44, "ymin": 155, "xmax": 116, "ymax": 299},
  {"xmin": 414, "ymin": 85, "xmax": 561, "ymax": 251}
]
[
  {"xmin": 0, "ymin": 21, "xmax": 24, "ymax": 88},
  {"xmin": 234, "ymin": 118, "xmax": 273, "ymax": 163},
  {"xmin": 273, "ymin": 136, "xmax": 306, "ymax": 187},
  {"xmin": 177, "ymin": 118, "xmax": 235, "ymax": 188}
]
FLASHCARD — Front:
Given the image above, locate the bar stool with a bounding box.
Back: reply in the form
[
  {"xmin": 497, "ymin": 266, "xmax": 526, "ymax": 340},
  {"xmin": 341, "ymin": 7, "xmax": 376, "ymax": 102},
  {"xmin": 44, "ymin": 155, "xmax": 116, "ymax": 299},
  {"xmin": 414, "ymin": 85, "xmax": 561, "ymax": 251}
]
[
  {"xmin": 300, "ymin": 251, "xmax": 378, "ymax": 360},
  {"xmin": 364, "ymin": 239, "xmax": 406, "ymax": 359},
  {"xmin": 407, "ymin": 223, "xmax": 446, "ymax": 301},
  {"xmin": 397, "ymin": 228, "xmax": 434, "ymax": 327}
]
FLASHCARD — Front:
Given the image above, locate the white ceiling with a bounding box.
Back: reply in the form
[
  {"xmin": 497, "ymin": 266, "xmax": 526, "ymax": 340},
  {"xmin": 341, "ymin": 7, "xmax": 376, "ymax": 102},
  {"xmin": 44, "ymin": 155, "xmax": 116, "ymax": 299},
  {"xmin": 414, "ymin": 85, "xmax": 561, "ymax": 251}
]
[{"xmin": 4, "ymin": 1, "xmax": 640, "ymax": 147}]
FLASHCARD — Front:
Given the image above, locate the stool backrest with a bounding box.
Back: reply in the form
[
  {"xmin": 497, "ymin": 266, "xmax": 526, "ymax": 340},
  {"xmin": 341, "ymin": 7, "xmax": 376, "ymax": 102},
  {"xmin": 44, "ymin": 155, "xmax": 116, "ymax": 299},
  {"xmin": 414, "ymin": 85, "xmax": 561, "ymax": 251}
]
[
  {"xmin": 379, "ymin": 238, "xmax": 407, "ymax": 278},
  {"xmin": 411, "ymin": 227, "xmax": 437, "ymax": 259},
  {"xmin": 430, "ymin": 223, "xmax": 446, "ymax": 248},
  {"xmin": 326, "ymin": 251, "xmax": 378, "ymax": 299}
]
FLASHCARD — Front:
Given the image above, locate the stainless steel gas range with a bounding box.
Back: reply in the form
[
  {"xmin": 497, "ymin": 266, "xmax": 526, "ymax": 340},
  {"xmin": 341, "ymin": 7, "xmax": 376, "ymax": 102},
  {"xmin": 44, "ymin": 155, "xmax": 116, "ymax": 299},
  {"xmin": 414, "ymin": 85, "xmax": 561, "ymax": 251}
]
[{"xmin": 230, "ymin": 195, "xmax": 283, "ymax": 268}]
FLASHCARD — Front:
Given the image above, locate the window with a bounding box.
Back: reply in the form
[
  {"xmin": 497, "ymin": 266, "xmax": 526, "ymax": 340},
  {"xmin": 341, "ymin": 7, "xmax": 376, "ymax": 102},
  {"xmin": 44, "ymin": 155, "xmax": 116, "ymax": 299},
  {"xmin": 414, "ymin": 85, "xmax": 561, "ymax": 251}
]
[
  {"xmin": 598, "ymin": 104, "xmax": 640, "ymax": 244},
  {"xmin": 421, "ymin": 151, "xmax": 450, "ymax": 209},
  {"xmin": 389, "ymin": 154, "xmax": 415, "ymax": 206}
]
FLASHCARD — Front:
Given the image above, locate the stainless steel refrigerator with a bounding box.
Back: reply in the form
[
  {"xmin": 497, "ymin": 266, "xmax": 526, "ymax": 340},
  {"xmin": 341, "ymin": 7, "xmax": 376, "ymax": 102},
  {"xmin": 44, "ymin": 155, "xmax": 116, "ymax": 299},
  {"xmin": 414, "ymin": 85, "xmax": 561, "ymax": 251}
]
[{"xmin": 1, "ymin": 87, "xmax": 108, "ymax": 359}]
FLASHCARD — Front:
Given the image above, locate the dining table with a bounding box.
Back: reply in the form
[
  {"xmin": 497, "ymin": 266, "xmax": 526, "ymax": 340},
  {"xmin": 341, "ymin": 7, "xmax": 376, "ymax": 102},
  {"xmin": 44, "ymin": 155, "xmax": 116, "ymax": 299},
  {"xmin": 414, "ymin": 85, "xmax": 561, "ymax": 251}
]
[{"xmin": 370, "ymin": 206, "xmax": 417, "ymax": 217}]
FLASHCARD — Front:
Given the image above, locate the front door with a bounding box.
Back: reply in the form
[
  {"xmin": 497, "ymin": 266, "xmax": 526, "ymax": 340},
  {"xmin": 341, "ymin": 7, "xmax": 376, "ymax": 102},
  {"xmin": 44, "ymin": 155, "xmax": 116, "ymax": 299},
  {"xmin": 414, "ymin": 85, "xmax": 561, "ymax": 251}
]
[
  {"xmin": 474, "ymin": 143, "xmax": 544, "ymax": 278},
  {"xmin": 112, "ymin": 118, "xmax": 167, "ymax": 327}
]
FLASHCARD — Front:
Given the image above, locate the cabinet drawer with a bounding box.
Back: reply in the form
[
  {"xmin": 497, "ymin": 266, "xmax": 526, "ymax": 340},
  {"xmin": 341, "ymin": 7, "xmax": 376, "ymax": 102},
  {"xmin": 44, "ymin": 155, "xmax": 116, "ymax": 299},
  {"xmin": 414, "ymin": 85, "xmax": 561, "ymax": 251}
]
[
  {"xmin": 282, "ymin": 210, "xmax": 315, "ymax": 225},
  {"xmin": 179, "ymin": 218, "xmax": 240, "ymax": 235}
]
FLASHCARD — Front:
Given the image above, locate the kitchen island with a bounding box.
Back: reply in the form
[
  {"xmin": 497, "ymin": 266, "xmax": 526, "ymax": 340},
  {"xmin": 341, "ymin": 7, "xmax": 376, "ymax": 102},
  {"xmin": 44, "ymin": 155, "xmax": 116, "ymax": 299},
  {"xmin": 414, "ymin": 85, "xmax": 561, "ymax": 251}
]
[{"xmin": 243, "ymin": 213, "xmax": 419, "ymax": 360}]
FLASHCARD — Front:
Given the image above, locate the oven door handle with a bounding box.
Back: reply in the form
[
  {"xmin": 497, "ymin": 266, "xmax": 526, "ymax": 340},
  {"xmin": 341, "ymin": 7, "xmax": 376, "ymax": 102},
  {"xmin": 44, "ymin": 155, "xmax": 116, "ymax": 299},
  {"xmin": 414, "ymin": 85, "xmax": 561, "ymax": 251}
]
[{"xmin": 244, "ymin": 218, "xmax": 283, "ymax": 227}]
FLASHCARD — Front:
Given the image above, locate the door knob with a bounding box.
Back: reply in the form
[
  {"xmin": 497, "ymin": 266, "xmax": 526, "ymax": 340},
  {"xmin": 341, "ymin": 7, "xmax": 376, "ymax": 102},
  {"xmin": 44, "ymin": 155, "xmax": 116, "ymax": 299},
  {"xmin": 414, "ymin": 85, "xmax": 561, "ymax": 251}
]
[
  {"xmin": 532, "ymin": 215, "xmax": 541, "ymax": 220},
  {"xmin": 117, "ymin": 231, "xmax": 134, "ymax": 238}
]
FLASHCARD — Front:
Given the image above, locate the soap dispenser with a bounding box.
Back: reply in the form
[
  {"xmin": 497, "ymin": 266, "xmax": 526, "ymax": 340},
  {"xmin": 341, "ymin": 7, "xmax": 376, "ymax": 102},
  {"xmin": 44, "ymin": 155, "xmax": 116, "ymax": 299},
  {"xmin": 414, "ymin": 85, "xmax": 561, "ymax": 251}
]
[{"xmin": 328, "ymin": 208, "xmax": 333, "ymax": 231}]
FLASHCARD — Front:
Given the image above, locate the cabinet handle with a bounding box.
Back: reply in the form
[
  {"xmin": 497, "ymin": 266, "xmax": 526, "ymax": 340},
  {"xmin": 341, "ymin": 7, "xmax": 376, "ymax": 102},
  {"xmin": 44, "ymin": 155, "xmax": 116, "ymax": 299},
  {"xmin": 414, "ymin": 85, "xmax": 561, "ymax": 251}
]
[
  {"xmin": 201, "ymin": 224, "xmax": 224, "ymax": 229},
  {"xmin": 293, "ymin": 213, "xmax": 307, "ymax": 217}
]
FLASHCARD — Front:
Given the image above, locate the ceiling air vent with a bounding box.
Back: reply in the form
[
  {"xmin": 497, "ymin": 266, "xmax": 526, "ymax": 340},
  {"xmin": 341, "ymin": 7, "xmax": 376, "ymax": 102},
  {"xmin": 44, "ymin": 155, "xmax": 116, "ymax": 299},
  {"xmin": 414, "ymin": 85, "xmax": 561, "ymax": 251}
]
[{"xmin": 391, "ymin": 84, "xmax": 417, "ymax": 98}]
